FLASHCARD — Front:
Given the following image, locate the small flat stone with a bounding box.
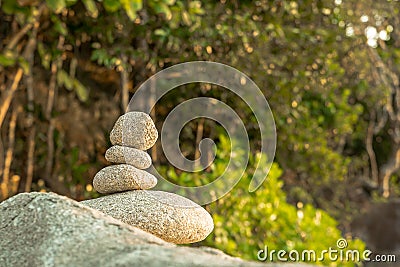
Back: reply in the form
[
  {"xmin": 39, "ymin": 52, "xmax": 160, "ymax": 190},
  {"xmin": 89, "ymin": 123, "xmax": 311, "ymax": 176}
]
[
  {"xmin": 81, "ymin": 190, "xmax": 214, "ymax": 244},
  {"xmin": 110, "ymin": 112, "xmax": 158, "ymax": 150},
  {"xmin": 93, "ymin": 165, "xmax": 157, "ymax": 193},
  {"xmin": 105, "ymin": 145, "xmax": 152, "ymax": 169}
]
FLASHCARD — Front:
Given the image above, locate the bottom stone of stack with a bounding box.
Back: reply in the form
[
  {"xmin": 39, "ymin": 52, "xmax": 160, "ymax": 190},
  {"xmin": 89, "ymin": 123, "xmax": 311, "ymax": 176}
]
[{"xmin": 81, "ymin": 190, "xmax": 214, "ymax": 244}]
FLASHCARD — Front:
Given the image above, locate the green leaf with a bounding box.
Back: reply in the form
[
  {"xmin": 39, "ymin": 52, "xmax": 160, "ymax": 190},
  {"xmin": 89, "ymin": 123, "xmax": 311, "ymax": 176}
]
[
  {"xmin": 103, "ymin": 0, "xmax": 120, "ymax": 12},
  {"xmin": 46, "ymin": 0, "xmax": 66, "ymax": 13},
  {"xmin": 0, "ymin": 54, "xmax": 16, "ymax": 67},
  {"xmin": 52, "ymin": 18, "xmax": 68, "ymax": 35},
  {"xmin": 82, "ymin": 0, "xmax": 98, "ymax": 18},
  {"xmin": 37, "ymin": 42, "xmax": 51, "ymax": 70},
  {"xmin": 57, "ymin": 70, "xmax": 74, "ymax": 90},
  {"xmin": 73, "ymin": 79, "xmax": 89, "ymax": 102},
  {"xmin": 120, "ymin": 0, "xmax": 142, "ymax": 20},
  {"xmin": 154, "ymin": 29, "xmax": 167, "ymax": 36},
  {"xmin": 91, "ymin": 49, "xmax": 107, "ymax": 64},
  {"xmin": 152, "ymin": 2, "xmax": 172, "ymax": 20},
  {"xmin": 188, "ymin": 0, "xmax": 204, "ymax": 15},
  {"xmin": 181, "ymin": 10, "xmax": 191, "ymax": 26},
  {"xmin": 65, "ymin": 0, "xmax": 77, "ymax": 6},
  {"xmin": 2, "ymin": 0, "xmax": 30, "ymax": 14},
  {"xmin": 57, "ymin": 70, "xmax": 89, "ymax": 102},
  {"xmin": 168, "ymin": 6, "xmax": 182, "ymax": 29},
  {"xmin": 2, "ymin": 0, "xmax": 18, "ymax": 14},
  {"xmin": 18, "ymin": 57, "xmax": 30, "ymax": 74}
]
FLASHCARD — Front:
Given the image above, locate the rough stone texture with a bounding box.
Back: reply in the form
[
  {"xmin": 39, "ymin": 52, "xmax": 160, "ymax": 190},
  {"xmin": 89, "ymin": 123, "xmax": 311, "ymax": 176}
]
[
  {"xmin": 105, "ymin": 145, "xmax": 152, "ymax": 169},
  {"xmin": 110, "ymin": 112, "xmax": 158, "ymax": 150},
  {"xmin": 93, "ymin": 164, "xmax": 157, "ymax": 193},
  {"xmin": 0, "ymin": 192, "xmax": 312, "ymax": 267},
  {"xmin": 81, "ymin": 190, "xmax": 214, "ymax": 244}
]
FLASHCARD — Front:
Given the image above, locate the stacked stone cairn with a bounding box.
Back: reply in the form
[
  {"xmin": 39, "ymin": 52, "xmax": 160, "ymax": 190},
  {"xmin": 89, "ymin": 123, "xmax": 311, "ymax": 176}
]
[{"xmin": 82, "ymin": 112, "xmax": 214, "ymax": 244}]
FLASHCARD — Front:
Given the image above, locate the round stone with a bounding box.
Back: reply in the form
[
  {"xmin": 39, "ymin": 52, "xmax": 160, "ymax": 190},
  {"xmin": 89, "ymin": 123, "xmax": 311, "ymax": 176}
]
[
  {"xmin": 110, "ymin": 112, "xmax": 158, "ymax": 150},
  {"xmin": 93, "ymin": 165, "xmax": 157, "ymax": 193},
  {"xmin": 105, "ymin": 145, "xmax": 152, "ymax": 169},
  {"xmin": 81, "ymin": 190, "xmax": 214, "ymax": 244}
]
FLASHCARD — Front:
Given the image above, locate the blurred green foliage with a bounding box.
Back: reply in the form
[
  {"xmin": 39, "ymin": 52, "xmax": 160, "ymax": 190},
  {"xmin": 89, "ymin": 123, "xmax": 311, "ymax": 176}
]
[{"xmin": 159, "ymin": 134, "xmax": 365, "ymax": 266}]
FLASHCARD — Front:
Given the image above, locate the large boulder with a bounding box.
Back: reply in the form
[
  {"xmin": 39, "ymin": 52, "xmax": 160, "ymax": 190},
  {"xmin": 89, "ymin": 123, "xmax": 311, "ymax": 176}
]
[{"xmin": 0, "ymin": 192, "xmax": 310, "ymax": 267}]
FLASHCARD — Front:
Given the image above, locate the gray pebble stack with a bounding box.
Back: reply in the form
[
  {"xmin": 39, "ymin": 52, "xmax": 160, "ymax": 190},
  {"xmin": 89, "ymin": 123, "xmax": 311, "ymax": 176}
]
[
  {"xmin": 93, "ymin": 112, "xmax": 157, "ymax": 193},
  {"xmin": 84, "ymin": 111, "xmax": 214, "ymax": 244}
]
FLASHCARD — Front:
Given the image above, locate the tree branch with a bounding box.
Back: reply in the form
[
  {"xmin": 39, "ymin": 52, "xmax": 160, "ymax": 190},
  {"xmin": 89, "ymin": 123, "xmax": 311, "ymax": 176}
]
[
  {"xmin": 44, "ymin": 36, "xmax": 64, "ymax": 185},
  {"xmin": 0, "ymin": 68, "xmax": 23, "ymax": 129},
  {"xmin": 0, "ymin": 4, "xmax": 45, "ymax": 128},
  {"xmin": 366, "ymin": 111, "xmax": 379, "ymax": 185},
  {"xmin": 5, "ymin": 23, "xmax": 33, "ymax": 50},
  {"xmin": 23, "ymin": 8, "xmax": 43, "ymax": 193},
  {"xmin": 1, "ymin": 105, "xmax": 20, "ymax": 199},
  {"xmin": 195, "ymin": 118, "xmax": 205, "ymax": 170},
  {"xmin": 25, "ymin": 127, "xmax": 35, "ymax": 192},
  {"xmin": 120, "ymin": 54, "xmax": 129, "ymax": 111}
]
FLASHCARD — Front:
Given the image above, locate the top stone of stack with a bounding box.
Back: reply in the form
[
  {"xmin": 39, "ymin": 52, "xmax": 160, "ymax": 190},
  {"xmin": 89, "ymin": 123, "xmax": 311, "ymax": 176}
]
[{"xmin": 110, "ymin": 112, "xmax": 158, "ymax": 150}]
